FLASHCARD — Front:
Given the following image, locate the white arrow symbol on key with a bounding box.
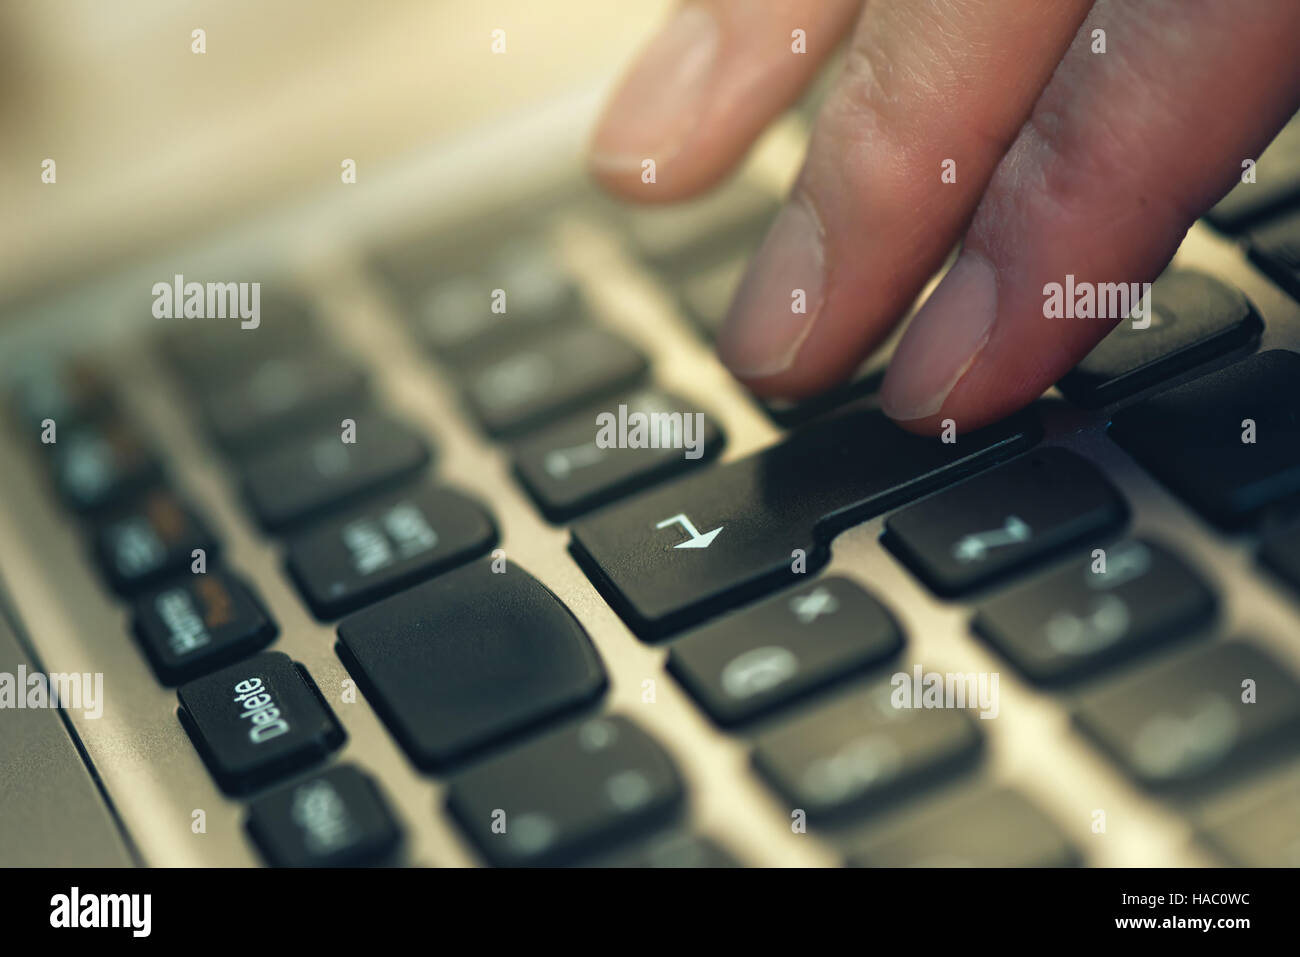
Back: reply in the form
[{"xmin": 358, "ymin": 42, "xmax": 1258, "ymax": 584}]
[
  {"xmin": 655, "ymin": 513, "xmax": 724, "ymax": 549},
  {"xmin": 951, "ymin": 515, "xmax": 1031, "ymax": 562}
]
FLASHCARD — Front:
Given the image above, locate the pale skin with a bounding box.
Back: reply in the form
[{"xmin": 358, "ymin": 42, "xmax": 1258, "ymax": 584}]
[{"xmin": 588, "ymin": 0, "xmax": 1300, "ymax": 435}]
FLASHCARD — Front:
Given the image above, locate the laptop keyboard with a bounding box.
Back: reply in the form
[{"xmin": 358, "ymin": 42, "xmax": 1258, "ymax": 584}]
[{"xmin": 8, "ymin": 110, "xmax": 1300, "ymax": 868}]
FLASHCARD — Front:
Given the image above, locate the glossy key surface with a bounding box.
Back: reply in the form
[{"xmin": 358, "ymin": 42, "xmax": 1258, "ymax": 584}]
[{"xmin": 571, "ymin": 407, "xmax": 1038, "ymax": 638}]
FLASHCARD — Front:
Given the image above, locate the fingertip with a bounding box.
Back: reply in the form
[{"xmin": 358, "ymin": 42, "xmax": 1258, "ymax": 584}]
[
  {"xmin": 584, "ymin": 149, "xmax": 735, "ymax": 205},
  {"xmin": 585, "ymin": 4, "xmax": 720, "ymax": 201},
  {"xmin": 587, "ymin": 0, "xmax": 860, "ymax": 205},
  {"xmin": 882, "ymin": 408, "xmax": 949, "ymax": 437},
  {"xmin": 878, "ymin": 252, "xmax": 998, "ymax": 423}
]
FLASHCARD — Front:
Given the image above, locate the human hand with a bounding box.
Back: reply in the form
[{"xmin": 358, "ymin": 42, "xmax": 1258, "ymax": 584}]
[{"xmin": 588, "ymin": 0, "xmax": 1300, "ymax": 434}]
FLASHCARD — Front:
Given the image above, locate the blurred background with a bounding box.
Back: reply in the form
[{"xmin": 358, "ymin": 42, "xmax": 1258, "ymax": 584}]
[{"xmin": 0, "ymin": 0, "xmax": 674, "ymax": 299}]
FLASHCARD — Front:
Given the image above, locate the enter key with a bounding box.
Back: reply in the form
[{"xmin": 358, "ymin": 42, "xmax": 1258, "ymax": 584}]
[{"xmin": 570, "ymin": 406, "xmax": 1037, "ymax": 639}]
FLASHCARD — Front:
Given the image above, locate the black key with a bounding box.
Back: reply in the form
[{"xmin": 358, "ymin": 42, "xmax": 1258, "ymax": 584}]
[
  {"xmin": 848, "ymin": 788, "xmax": 1078, "ymax": 867},
  {"xmin": 170, "ymin": 338, "xmax": 308, "ymax": 397},
  {"xmin": 1074, "ymin": 642, "xmax": 1300, "ymax": 789},
  {"xmin": 48, "ymin": 420, "xmax": 161, "ymax": 514},
  {"xmin": 92, "ymin": 489, "xmax": 218, "ymax": 595},
  {"xmin": 242, "ymin": 415, "xmax": 431, "ymax": 532},
  {"xmin": 883, "ymin": 448, "xmax": 1128, "ymax": 598},
  {"xmin": 1207, "ymin": 114, "xmax": 1300, "ymax": 233},
  {"xmin": 336, "ymin": 560, "xmax": 605, "ymax": 768},
  {"xmin": 286, "ymin": 484, "xmax": 497, "ymax": 619},
  {"xmin": 1108, "ymin": 350, "xmax": 1300, "ymax": 529},
  {"xmin": 246, "ymin": 765, "xmax": 402, "ymax": 867},
  {"xmin": 571, "ymin": 406, "xmax": 1038, "ymax": 639},
  {"xmin": 9, "ymin": 356, "xmax": 113, "ymax": 433},
  {"xmin": 375, "ymin": 209, "xmax": 578, "ymax": 357},
  {"xmin": 1261, "ymin": 524, "xmax": 1300, "ymax": 596},
  {"xmin": 177, "ymin": 651, "xmax": 343, "ymax": 794},
  {"xmin": 668, "ymin": 577, "xmax": 903, "ymax": 726},
  {"xmin": 459, "ymin": 324, "xmax": 647, "ymax": 437},
  {"xmin": 1056, "ymin": 271, "xmax": 1261, "ymax": 408},
  {"xmin": 512, "ymin": 389, "xmax": 724, "ymax": 522},
  {"xmin": 447, "ymin": 715, "xmax": 682, "ymax": 866},
  {"xmin": 595, "ymin": 833, "xmax": 738, "ymax": 868},
  {"xmin": 1200, "ymin": 780, "xmax": 1300, "ymax": 866},
  {"xmin": 754, "ymin": 680, "xmax": 981, "ymax": 819},
  {"xmin": 409, "ymin": 238, "xmax": 581, "ymax": 364},
  {"xmin": 158, "ymin": 294, "xmax": 317, "ymax": 390},
  {"xmin": 134, "ymin": 571, "xmax": 277, "ymax": 685},
  {"xmin": 973, "ymin": 539, "xmax": 1216, "ymax": 684},
  {"xmin": 197, "ymin": 354, "xmax": 369, "ymax": 458},
  {"xmin": 1249, "ymin": 209, "xmax": 1300, "ymax": 302}
]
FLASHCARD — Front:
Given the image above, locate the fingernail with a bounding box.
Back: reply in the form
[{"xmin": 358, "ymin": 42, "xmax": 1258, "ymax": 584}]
[
  {"xmin": 880, "ymin": 252, "xmax": 998, "ymax": 421},
  {"xmin": 717, "ymin": 193, "xmax": 827, "ymax": 378},
  {"xmin": 588, "ymin": 4, "xmax": 719, "ymax": 172}
]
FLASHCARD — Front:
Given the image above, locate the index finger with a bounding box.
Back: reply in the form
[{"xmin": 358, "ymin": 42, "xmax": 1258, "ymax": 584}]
[{"xmin": 588, "ymin": 0, "xmax": 860, "ymax": 203}]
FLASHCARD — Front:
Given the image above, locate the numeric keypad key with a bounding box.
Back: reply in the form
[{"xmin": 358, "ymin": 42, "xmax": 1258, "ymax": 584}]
[
  {"xmin": 848, "ymin": 788, "xmax": 1077, "ymax": 867},
  {"xmin": 669, "ymin": 578, "xmax": 902, "ymax": 725},
  {"xmin": 1108, "ymin": 350, "xmax": 1300, "ymax": 529},
  {"xmin": 447, "ymin": 716, "xmax": 682, "ymax": 866},
  {"xmin": 754, "ymin": 681, "xmax": 981, "ymax": 818},
  {"xmin": 1075, "ymin": 642, "xmax": 1300, "ymax": 788},
  {"xmin": 974, "ymin": 539, "xmax": 1215, "ymax": 684},
  {"xmin": 883, "ymin": 448, "xmax": 1127, "ymax": 597}
]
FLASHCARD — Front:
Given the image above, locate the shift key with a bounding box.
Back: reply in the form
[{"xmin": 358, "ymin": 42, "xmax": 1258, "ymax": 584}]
[{"xmin": 570, "ymin": 406, "xmax": 1038, "ymax": 639}]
